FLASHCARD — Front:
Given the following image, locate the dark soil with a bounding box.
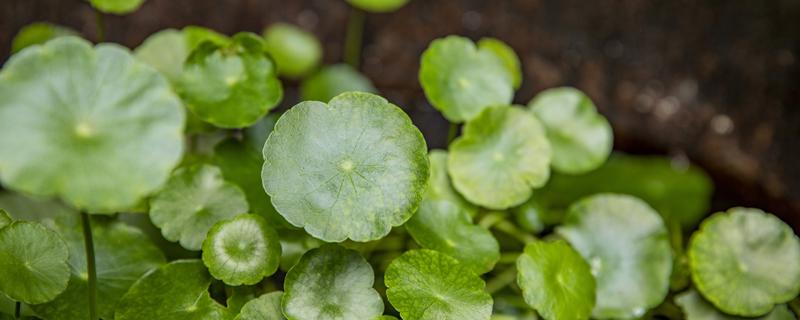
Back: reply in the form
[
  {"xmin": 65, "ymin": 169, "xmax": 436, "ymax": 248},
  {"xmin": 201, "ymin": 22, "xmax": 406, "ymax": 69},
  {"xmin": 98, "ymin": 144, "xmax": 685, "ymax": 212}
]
[{"xmin": 2, "ymin": 0, "xmax": 799, "ymax": 230}]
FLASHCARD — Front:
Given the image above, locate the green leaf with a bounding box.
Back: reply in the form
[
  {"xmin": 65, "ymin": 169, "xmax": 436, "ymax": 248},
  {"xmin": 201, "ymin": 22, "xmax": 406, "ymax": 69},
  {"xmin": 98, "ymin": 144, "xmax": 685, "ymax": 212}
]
[
  {"xmin": 0, "ymin": 36, "xmax": 185, "ymax": 213},
  {"xmin": 405, "ymin": 199, "xmax": 499, "ymax": 274},
  {"xmin": 134, "ymin": 29, "xmax": 189, "ymax": 82},
  {"xmin": 448, "ymin": 105, "xmax": 551, "ymax": 209},
  {"xmin": 202, "ymin": 214, "xmax": 281, "ymax": 285},
  {"xmin": 32, "ymin": 217, "xmax": 166, "ymax": 320},
  {"xmin": 263, "ymin": 23, "xmax": 322, "ymax": 78},
  {"xmin": 676, "ymin": 289, "xmax": 796, "ymax": 320},
  {"xmin": 184, "ymin": 26, "xmax": 231, "ymax": 50},
  {"xmin": 0, "ymin": 221, "xmax": 70, "ymax": 304},
  {"xmin": 235, "ymin": 291, "xmax": 285, "ymax": 320},
  {"xmin": 385, "ymin": 249, "xmax": 493, "ymax": 320},
  {"xmin": 557, "ymin": 194, "xmax": 672, "ymax": 319},
  {"xmin": 262, "ymin": 92, "xmax": 429, "ymax": 242},
  {"xmin": 243, "ymin": 112, "xmax": 279, "ymax": 152},
  {"xmin": 528, "ymin": 87, "xmax": 613, "ymax": 174},
  {"xmin": 300, "ymin": 64, "xmax": 377, "ymax": 102},
  {"xmin": 477, "ymin": 38, "xmax": 522, "ymax": 89},
  {"xmin": 0, "ymin": 210, "xmax": 10, "ymax": 229},
  {"xmin": 178, "ymin": 32, "xmax": 282, "ymax": 128},
  {"xmin": 425, "ymin": 150, "xmax": 478, "ymax": 217},
  {"xmin": 89, "ymin": 0, "xmax": 145, "ymax": 14},
  {"xmin": 688, "ymin": 208, "xmax": 800, "ymax": 317},
  {"xmin": 346, "ymin": 0, "xmax": 409, "ymax": 12},
  {"xmin": 11, "ymin": 22, "xmax": 77, "ymax": 54},
  {"xmin": 278, "ymin": 230, "xmax": 322, "ymax": 271},
  {"xmin": 116, "ymin": 260, "xmax": 234, "ymax": 320},
  {"xmin": 282, "ymin": 244, "xmax": 383, "ymax": 320},
  {"xmin": 516, "ymin": 240, "xmax": 596, "ymax": 320},
  {"xmin": 149, "ymin": 164, "xmax": 249, "ymax": 250},
  {"xmin": 419, "ymin": 36, "xmax": 514, "ymax": 122}
]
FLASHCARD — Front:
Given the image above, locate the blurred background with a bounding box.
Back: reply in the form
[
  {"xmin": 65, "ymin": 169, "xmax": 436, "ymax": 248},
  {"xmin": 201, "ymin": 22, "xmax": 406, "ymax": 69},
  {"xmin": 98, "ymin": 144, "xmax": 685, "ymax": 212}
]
[{"xmin": 1, "ymin": 0, "xmax": 798, "ymax": 229}]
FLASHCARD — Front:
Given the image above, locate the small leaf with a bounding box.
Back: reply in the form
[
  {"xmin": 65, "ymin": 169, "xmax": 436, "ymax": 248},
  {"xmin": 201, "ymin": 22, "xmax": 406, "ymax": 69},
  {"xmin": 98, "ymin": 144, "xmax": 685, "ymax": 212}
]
[
  {"xmin": 477, "ymin": 38, "xmax": 522, "ymax": 89},
  {"xmin": 448, "ymin": 105, "xmax": 551, "ymax": 209},
  {"xmin": 405, "ymin": 199, "xmax": 499, "ymax": 274},
  {"xmin": 202, "ymin": 214, "xmax": 281, "ymax": 285},
  {"xmin": 557, "ymin": 194, "xmax": 672, "ymax": 319},
  {"xmin": 235, "ymin": 291, "xmax": 285, "ymax": 320},
  {"xmin": 419, "ymin": 36, "xmax": 513, "ymax": 122},
  {"xmin": 676, "ymin": 289, "xmax": 796, "ymax": 320},
  {"xmin": 282, "ymin": 244, "xmax": 383, "ymax": 320},
  {"xmin": 346, "ymin": 0, "xmax": 409, "ymax": 12},
  {"xmin": 0, "ymin": 221, "xmax": 70, "ymax": 304},
  {"xmin": 263, "ymin": 23, "xmax": 322, "ymax": 78},
  {"xmin": 300, "ymin": 64, "xmax": 377, "ymax": 102},
  {"xmin": 262, "ymin": 92, "xmax": 429, "ymax": 242},
  {"xmin": 278, "ymin": 230, "xmax": 322, "ymax": 271},
  {"xmin": 385, "ymin": 249, "xmax": 493, "ymax": 320},
  {"xmin": 0, "ymin": 209, "xmax": 10, "ymax": 229},
  {"xmin": 688, "ymin": 208, "xmax": 800, "ymax": 317},
  {"xmin": 149, "ymin": 164, "xmax": 249, "ymax": 250},
  {"xmin": 89, "ymin": 0, "xmax": 145, "ymax": 14},
  {"xmin": 528, "ymin": 87, "xmax": 613, "ymax": 174},
  {"xmin": 425, "ymin": 150, "xmax": 478, "ymax": 217},
  {"xmin": 115, "ymin": 260, "xmax": 234, "ymax": 320},
  {"xmin": 134, "ymin": 29, "xmax": 189, "ymax": 82},
  {"xmin": 11, "ymin": 22, "xmax": 76, "ymax": 54},
  {"xmin": 516, "ymin": 240, "xmax": 596, "ymax": 320}
]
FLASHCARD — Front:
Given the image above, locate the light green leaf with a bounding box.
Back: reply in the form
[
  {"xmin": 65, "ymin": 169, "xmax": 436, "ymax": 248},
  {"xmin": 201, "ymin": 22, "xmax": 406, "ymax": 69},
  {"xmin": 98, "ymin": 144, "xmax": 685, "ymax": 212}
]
[
  {"xmin": 262, "ymin": 92, "xmax": 429, "ymax": 242},
  {"xmin": 202, "ymin": 214, "xmax": 281, "ymax": 285},
  {"xmin": 149, "ymin": 164, "xmax": 249, "ymax": 250},
  {"xmin": 346, "ymin": 0, "xmax": 409, "ymax": 12},
  {"xmin": 11, "ymin": 22, "xmax": 77, "ymax": 54},
  {"xmin": 557, "ymin": 194, "xmax": 672, "ymax": 319},
  {"xmin": 178, "ymin": 32, "xmax": 282, "ymax": 128},
  {"xmin": 676, "ymin": 289, "xmax": 796, "ymax": 320},
  {"xmin": 184, "ymin": 26, "xmax": 230, "ymax": 50},
  {"xmin": 0, "ymin": 37, "xmax": 185, "ymax": 213},
  {"xmin": 300, "ymin": 64, "xmax": 377, "ymax": 102},
  {"xmin": 134, "ymin": 29, "xmax": 188, "ymax": 82},
  {"xmin": 263, "ymin": 23, "xmax": 322, "ymax": 78},
  {"xmin": 0, "ymin": 221, "xmax": 70, "ymax": 304},
  {"xmin": 115, "ymin": 260, "xmax": 234, "ymax": 320},
  {"xmin": 419, "ymin": 36, "xmax": 513, "ymax": 122},
  {"xmin": 282, "ymin": 244, "xmax": 383, "ymax": 320},
  {"xmin": 448, "ymin": 105, "xmax": 551, "ymax": 209},
  {"xmin": 688, "ymin": 208, "xmax": 800, "ymax": 317},
  {"xmin": 32, "ymin": 217, "xmax": 166, "ymax": 320},
  {"xmin": 385, "ymin": 249, "xmax": 493, "ymax": 320},
  {"xmin": 0, "ymin": 210, "xmax": 10, "ymax": 229},
  {"xmin": 278, "ymin": 230, "xmax": 322, "ymax": 271},
  {"xmin": 516, "ymin": 240, "xmax": 596, "ymax": 320},
  {"xmin": 405, "ymin": 199, "xmax": 499, "ymax": 274},
  {"xmin": 425, "ymin": 150, "xmax": 477, "ymax": 217},
  {"xmin": 235, "ymin": 291, "xmax": 285, "ymax": 320},
  {"xmin": 477, "ymin": 38, "xmax": 521, "ymax": 89},
  {"xmin": 89, "ymin": 0, "xmax": 145, "ymax": 14},
  {"xmin": 528, "ymin": 87, "xmax": 613, "ymax": 174}
]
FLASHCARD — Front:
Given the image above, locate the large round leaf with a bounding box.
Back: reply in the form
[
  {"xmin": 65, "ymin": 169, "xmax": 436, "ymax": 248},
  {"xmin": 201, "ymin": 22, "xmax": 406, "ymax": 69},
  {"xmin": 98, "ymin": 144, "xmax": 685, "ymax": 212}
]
[
  {"xmin": 0, "ymin": 221, "xmax": 69, "ymax": 304},
  {"xmin": 89, "ymin": 0, "xmax": 145, "ymax": 14},
  {"xmin": 262, "ymin": 92, "xmax": 429, "ymax": 242},
  {"xmin": 557, "ymin": 194, "xmax": 672, "ymax": 319},
  {"xmin": 425, "ymin": 150, "xmax": 477, "ymax": 217},
  {"xmin": 385, "ymin": 249, "xmax": 493, "ymax": 320},
  {"xmin": 477, "ymin": 38, "xmax": 521, "ymax": 89},
  {"xmin": 202, "ymin": 214, "xmax": 281, "ymax": 285},
  {"xmin": 419, "ymin": 36, "xmax": 513, "ymax": 122},
  {"xmin": 346, "ymin": 0, "xmax": 408, "ymax": 12},
  {"xmin": 263, "ymin": 23, "xmax": 322, "ymax": 78},
  {"xmin": 115, "ymin": 260, "xmax": 234, "ymax": 319},
  {"xmin": 448, "ymin": 105, "xmax": 551, "ymax": 210},
  {"xmin": 676, "ymin": 289, "xmax": 796, "ymax": 320},
  {"xmin": 688, "ymin": 208, "xmax": 800, "ymax": 317},
  {"xmin": 11, "ymin": 22, "xmax": 76, "ymax": 54},
  {"xmin": 32, "ymin": 217, "xmax": 166, "ymax": 320},
  {"xmin": 235, "ymin": 291, "xmax": 285, "ymax": 320},
  {"xmin": 0, "ymin": 37, "xmax": 185, "ymax": 212},
  {"xmin": 282, "ymin": 244, "xmax": 383, "ymax": 320},
  {"xmin": 516, "ymin": 240, "xmax": 596, "ymax": 320},
  {"xmin": 528, "ymin": 87, "xmax": 613, "ymax": 174},
  {"xmin": 178, "ymin": 32, "xmax": 282, "ymax": 128},
  {"xmin": 149, "ymin": 164, "xmax": 249, "ymax": 250},
  {"xmin": 405, "ymin": 199, "xmax": 499, "ymax": 274},
  {"xmin": 300, "ymin": 64, "xmax": 377, "ymax": 102}
]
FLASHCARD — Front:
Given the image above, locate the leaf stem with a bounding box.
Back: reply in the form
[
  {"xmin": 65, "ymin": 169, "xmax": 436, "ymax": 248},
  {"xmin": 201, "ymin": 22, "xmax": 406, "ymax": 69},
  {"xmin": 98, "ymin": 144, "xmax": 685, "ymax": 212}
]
[
  {"xmin": 485, "ymin": 267, "xmax": 517, "ymax": 294},
  {"xmin": 498, "ymin": 252, "xmax": 521, "ymax": 264},
  {"xmin": 80, "ymin": 212, "xmax": 98, "ymax": 320},
  {"xmin": 14, "ymin": 301, "xmax": 20, "ymax": 319},
  {"xmin": 446, "ymin": 122, "xmax": 458, "ymax": 144},
  {"xmin": 493, "ymin": 221, "xmax": 537, "ymax": 244},
  {"xmin": 344, "ymin": 7, "xmax": 365, "ymax": 68},
  {"xmin": 94, "ymin": 10, "xmax": 106, "ymax": 43},
  {"xmin": 477, "ymin": 211, "xmax": 507, "ymax": 229}
]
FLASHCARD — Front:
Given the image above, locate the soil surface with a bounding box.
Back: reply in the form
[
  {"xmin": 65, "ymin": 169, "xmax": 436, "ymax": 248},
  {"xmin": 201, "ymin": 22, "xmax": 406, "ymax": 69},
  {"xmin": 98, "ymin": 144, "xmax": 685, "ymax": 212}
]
[{"xmin": 2, "ymin": 0, "xmax": 799, "ymax": 229}]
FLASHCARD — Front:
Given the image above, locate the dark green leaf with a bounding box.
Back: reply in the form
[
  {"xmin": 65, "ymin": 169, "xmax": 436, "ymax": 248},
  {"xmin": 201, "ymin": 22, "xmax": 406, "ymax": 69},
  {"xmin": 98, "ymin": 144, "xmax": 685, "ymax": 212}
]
[
  {"xmin": 0, "ymin": 221, "xmax": 70, "ymax": 304},
  {"xmin": 11, "ymin": 22, "xmax": 76, "ymax": 54}
]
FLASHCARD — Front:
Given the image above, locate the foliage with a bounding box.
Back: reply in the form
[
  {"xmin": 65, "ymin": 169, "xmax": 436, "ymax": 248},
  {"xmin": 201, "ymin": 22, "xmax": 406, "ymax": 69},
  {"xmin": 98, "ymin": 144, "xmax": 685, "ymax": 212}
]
[{"xmin": 263, "ymin": 23, "xmax": 322, "ymax": 78}]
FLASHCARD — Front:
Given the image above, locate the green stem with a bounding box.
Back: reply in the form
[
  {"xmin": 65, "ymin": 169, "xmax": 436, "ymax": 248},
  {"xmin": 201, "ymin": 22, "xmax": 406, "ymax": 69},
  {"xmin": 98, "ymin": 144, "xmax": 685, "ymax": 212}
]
[
  {"xmin": 344, "ymin": 7, "xmax": 365, "ymax": 68},
  {"xmin": 498, "ymin": 252, "xmax": 521, "ymax": 264},
  {"xmin": 447, "ymin": 122, "xmax": 458, "ymax": 144},
  {"xmin": 493, "ymin": 221, "xmax": 536, "ymax": 244},
  {"xmin": 14, "ymin": 301, "xmax": 20, "ymax": 319},
  {"xmin": 94, "ymin": 11, "xmax": 106, "ymax": 42},
  {"xmin": 80, "ymin": 212, "xmax": 98, "ymax": 320},
  {"xmin": 485, "ymin": 267, "xmax": 517, "ymax": 294},
  {"xmin": 477, "ymin": 211, "xmax": 507, "ymax": 229}
]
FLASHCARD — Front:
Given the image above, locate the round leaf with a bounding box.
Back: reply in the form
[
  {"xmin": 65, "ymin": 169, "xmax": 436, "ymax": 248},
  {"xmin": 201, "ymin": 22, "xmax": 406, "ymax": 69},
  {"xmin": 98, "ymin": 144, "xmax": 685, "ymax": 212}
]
[
  {"xmin": 0, "ymin": 221, "xmax": 69, "ymax": 304},
  {"xmin": 11, "ymin": 22, "xmax": 76, "ymax": 54},
  {"xmin": 0, "ymin": 37, "xmax": 185, "ymax": 213},
  {"xmin": 134, "ymin": 29, "xmax": 189, "ymax": 82},
  {"xmin": 202, "ymin": 214, "xmax": 281, "ymax": 285},
  {"xmin": 0, "ymin": 210, "xmax": 10, "ymax": 229},
  {"xmin": 263, "ymin": 23, "xmax": 322, "ymax": 78},
  {"xmin": 528, "ymin": 87, "xmax": 613, "ymax": 174},
  {"xmin": 300, "ymin": 64, "xmax": 377, "ymax": 102},
  {"xmin": 282, "ymin": 244, "xmax": 383, "ymax": 320},
  {"xmin": 448, "ymin": 105, "xmax": 551, "ymax": 210},
  {"xmin": 346, "ymin": 0, "xmax": 409, "ymax": 12},
  {"xmin": 477, "ymin": 38, "xmax": 522, "ymax": 89},
  {"xmin": 149, "ymin": 164, "xmax": 249, "ymax": 250},
  {"xmin": 557, "ymin": 193, "xmax": 672, "ymax": 319},
  {"xmin": 115, "ymin": 260, "xmax": 234, "ymax": 319},
  {"xmin": 419, "ymin": 36, "xmax": 513, "ymax": 122},
  {"xmin": 426, "ymin": 150, "xmax": 477, "ymax": 217},
  {"xmin": 405, "ymin": 199, "xmax": 499, "ymax": 274},
  {"xmin": 235, "ymin": 291, "xmax": 285, "ymax": 320},
  {"xmin": 89, "ymin": 0, "xmax": 145, "ymax": 14},
  {"xmin": 516, "ymin": 240, "xmax": 596, "ymax": 320},
  {"xmin": 676, "ymin": 289, "xmax": 796, "ymax": 320},
  {"xmin": 688, "ymin": 208, "xmax": 800, "ymax": 317},
  {"xmin": 262, "ymin": 92, "xmax": 429, "ymax": 242},
  {"xmin": 178, "ymin": 32, "xmax": 282, "ymax": 128},
  {"xmin": 385, "ymin": 249, "xmax": 493, "ymax": 320}
]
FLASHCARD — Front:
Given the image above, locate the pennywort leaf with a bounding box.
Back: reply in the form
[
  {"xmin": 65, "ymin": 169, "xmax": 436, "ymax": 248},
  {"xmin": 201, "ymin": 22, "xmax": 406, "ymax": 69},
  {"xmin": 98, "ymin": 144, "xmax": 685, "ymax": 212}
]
[
  {"xmin": 477, "ymin": 38, "xmax": 522, "ymax": 89},
  {"xmin": 263, "ymin": 23, "xmax": 322, "ymax": 78},
  {"xmin": 346, "ymin": 0, "xmax": 409, "ymax": 12},
  {"xmin": 89, "ymin": 0, "xmax": 145, "ymax": 14},
  {"xmin": 0, "ymin": 221, "xmax": 70, "ymax": 304},
  {"xmin": 0, "ymin": 209, "xmax": 10, "ymax": 229},
  {"xmin": 202, "ymin": 214, "xmax": 281, "ymax": 286},
  {"xmin": 300, "ymin": 64, "xmax": 377, "ymax": 102},
  {"xmin": 11, "ymin": 22, "xmax": 76, "ymax": 54},
  {"xmin": 425, "ymin": 150, "xmax": 478, "ymax": 217},
  {"xmin": 235, "ymin": 291, "xmax": 285, "ymax": 320},
  {"xmin": 675, "ymin": 289, "xmax": 796, "ymax": 320}
]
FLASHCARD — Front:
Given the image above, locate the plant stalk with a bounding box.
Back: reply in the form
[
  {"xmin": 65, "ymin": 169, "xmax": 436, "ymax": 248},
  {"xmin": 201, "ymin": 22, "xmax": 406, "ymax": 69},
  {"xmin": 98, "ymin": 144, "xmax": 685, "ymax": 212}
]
[
  {"xmin": 80, "ymin": 212, "xmax": 98, "ymax": 320},
  {"xmin": 485, "ymin": 267, "xmax": 517, "ymax": 294},
  {"xmin": 447, "ymin": 122, "xmax": 458, "ymax": 144},
  {"xmin": 344, "ymin": 7, "xmax": 365, "ymax": 68},
  {"xmin": 14, "ymin": 301, "xmax": 20, "ymax": 319},
  {"xmin": 94, "ymin": 11, "xmax": 106, "ymax": 43}
]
